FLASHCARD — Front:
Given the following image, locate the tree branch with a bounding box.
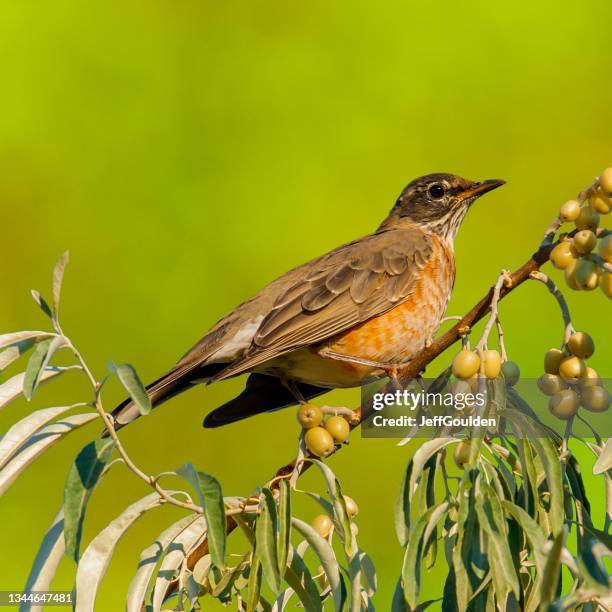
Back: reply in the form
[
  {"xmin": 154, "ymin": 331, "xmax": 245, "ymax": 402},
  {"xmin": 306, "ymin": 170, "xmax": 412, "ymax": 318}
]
[{"xmin": 184, "ymin": 231, "xmax": 561, "ymax": 571}]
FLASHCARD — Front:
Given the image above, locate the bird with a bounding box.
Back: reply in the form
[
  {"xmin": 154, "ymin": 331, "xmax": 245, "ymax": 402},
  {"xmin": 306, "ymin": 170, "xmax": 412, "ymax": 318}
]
[{"xmin": 111, "ymin": 173, "xmax": 504, "ymax": 430}]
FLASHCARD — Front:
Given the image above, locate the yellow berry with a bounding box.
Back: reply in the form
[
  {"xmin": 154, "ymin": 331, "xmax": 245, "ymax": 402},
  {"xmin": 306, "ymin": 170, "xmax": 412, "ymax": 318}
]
[
  {"xmin": 599, "ymin": 234, "xmax": 612, "ymax": 263},
  {"xmin": 343, "ymin": 496, "xmax": 359, "ymax": 518},
  {"xmin": 558, "ymin": 356, "xmax": 586, "ymax": 380},
  {"xmin": 580, "ymin": 367, "xmax": 601, "ymax": 388},
  {"xmin": 297, "ymin": 404, "xmax": 323, "ymax": 429},
  {"xmin": 572, "ymin": 230, "xmax": 597, "ymax": 255},
  {"xmin": 574, "ymin": 259, "xmax": 599, "ymax": 290},
  {"xmin": 544, "ymin": 348, "xmax": 565, "ymax": 375},
  {"xmin": 549, "ymin": 241, "xmax": 576, "ymax": 270},
  {"xmin": 559, "ymin": 200, "xmax": 581, "ymax": 222},
  {"xmin": 575, "ymin": 206, "xmax": 600, "ymax": 231},
  {"xmin": 589, "ymin": 189, "xmax": 611, "ymax": 214},
  {"xmin": 564, "ymin": 259, "xmax": 580, "ymax": 290},
  {"xmin": 305, "ymin": 427, "xmax": 335, "ymax": 457},
  {"xmin": 483, "ymin": 349, "xmax": 502, "ymax": 379},
  {"xmin": 600, "ymin": 167, "xmax": 612, "ymax": 194},
  {"xmin": 599, "ymin": 272, "xmax": 612, "ymax": 299},
  {"xmin": 537, "ymin": 374, "xmax": 566, "ymax": 396},
  {"xmin": 325, "ymin": 416, "xmax": 350, "ymax": 443},
  {"xmin": 501, "ymin": 361, "xmax": 520, "ymax": 386},
  {"xmin": 580, "ymin": 386, "xmax": 610, "ymax": 413},
  {"xmin": 311, "ymin": 514, "xmax": 333, "ymax": 538},
  {"xmin": 567, "ymin": 331, "xmax": 595, "ymax": 359},
  {"xmin": 451, "ymin": 349, "xmax": 481, "ymax": 379},
  {"xmin": 453, "ymin": 441, "xmax": 472, "ymax": 468},
  {"xmin": 549, "ymin": 389, "xmax": 579, "ymax": 420}
]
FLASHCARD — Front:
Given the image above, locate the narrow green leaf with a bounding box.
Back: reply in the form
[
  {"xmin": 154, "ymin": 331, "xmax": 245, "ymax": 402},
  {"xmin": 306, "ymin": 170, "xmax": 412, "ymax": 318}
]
[
  {"xmin": 150, "ymin": 516, "xmax": 207, "ymax": 610},
  {"xmin": 391, "ymin": 577, "xmax": 408, "ymax": 612},
  {"xmin": 593, "ymin": 438, "xmax": 612, "ymax": 475},
  {"xmin": 23, "ymin": 339, "xmax": 52, "ymax": 401},
  {"xmin": 359, "ymin": 550, "xmax": 377, "ymax": 597},
  {"xmin": 506, "ymin": 408, "xmax": 564, "ymax": 531},
  {"xmin": 500, "ymin": 501, "xmax": 546, "ymax": 571},
  {"xmin": 246, "ymin": 554, "xmax": 262, "ymax": 612},
  {"xmin": 0, "ymin": 404, "xmax": 87, "ymax": 471},
  {"xmin": 74, "ymin": 492, "xmax": 163, "ymax": 612},
  {"xmin": 530, "ymin": 436, "xmax": 564, "ymax": 535},
  {"xmin": 108, "ymin": 361, "xmax": 151, "ymax": 416},
  {"xmin": 578, "ymin": 537, "xmax": 611, "ymax": 596},
  {"xmin": 22, "ymin": 507, "xmax": 65, "ymax": 606},
  {"xmin": 408, "ymin": 438, "xmax": 457, "ymax": 497},
  {"xmin": 64, "ymin": 437, "xmax": 116, "ymax": 562},
  {"xmin": 126, "ymin": 514, "xmax": 201, "ymax": 612},
  {"xmin": 310, "ymin": 459, "xmax": 353, "ymax": 555},
  {"xmin": 402, "ymin": 501, "xmax": 448, "ymax": 607},
  {"xmin": 31, "ymin": 290, "xmax": 53, "ymax": 319},
  {"xmin": 255, "ymin": 487, "xmax": 280, "ymax": 593},
  {"xmin": 292, "ymin": 517, "xmax": 344, "ymax": 612},
  {"xmin": 539, "ymin": 529, "xmax": 565, "ymax": 608},
  {"xmin": 52, "ymin": 251, "xmax": 69, "ymax": 315},
  {"xmin": 301, "ymin": 490, "xmax": 335, "ymax": 516},
  {"xmin": 442, "ymin": 569, "xmax": 458, "ymax": 612},
  {"xmin": 284, "ymin": 547, "xmax": 322, "ymax": 612},
  {"xmin": 277, "ymin": 480, "xmax": 291, "ymax": 577},
  {"xmin": 474, "ymin": 481, "xmax": 520, "ymax": 606},
  {"xmin": 0, "ymin": 337, "xmax": 36, "ymax": 372},
  {"xmin": 0, "ymin": 413, "xmax": 97, "ymax": 497},
  {"xmin": 395, "ymin": 460, "xmax": 413, "ymax": 546},
  {"xmin": 348, "ymin": 551, "xmax": 361, "ymax": 612},
  {"xmin": 451, "ymin": 475, "xmax": 482, "ymax": 611},
  {"xmin": 0, "ymin": 369, "xmax": 62, "ymax": 411},
  {"xmin": 176, "ymin": 463, "xmax": 226, "ymax": 568},
  {"xmin": 0, "ymin": 331, "xmax": 55, "ymax": 352}
]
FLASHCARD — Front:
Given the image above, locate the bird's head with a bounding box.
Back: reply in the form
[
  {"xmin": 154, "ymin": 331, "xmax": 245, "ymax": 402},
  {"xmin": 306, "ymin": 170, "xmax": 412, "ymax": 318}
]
[{"xmin": 381, "ymin": 173, "xmax": 505, "ymax": 240}]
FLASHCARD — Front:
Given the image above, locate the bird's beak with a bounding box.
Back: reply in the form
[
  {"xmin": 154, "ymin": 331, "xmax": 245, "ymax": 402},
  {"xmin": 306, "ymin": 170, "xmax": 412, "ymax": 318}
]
[{"xmin": 462, "ymin": 179, "xmax": 506, "ymax": 200}]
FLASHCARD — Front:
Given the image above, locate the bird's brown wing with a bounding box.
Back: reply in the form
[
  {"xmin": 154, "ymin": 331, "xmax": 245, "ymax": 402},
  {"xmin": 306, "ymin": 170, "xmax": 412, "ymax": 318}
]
[{"xmin": 211, "ymin": 226, "xmax": 433, "ymax": 381}]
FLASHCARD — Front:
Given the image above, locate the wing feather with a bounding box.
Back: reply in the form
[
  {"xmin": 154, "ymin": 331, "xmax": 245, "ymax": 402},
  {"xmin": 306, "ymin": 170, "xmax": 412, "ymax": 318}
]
[{"xmin": 211, "ymin": 227, "xmax": 433, "ymax": 380}]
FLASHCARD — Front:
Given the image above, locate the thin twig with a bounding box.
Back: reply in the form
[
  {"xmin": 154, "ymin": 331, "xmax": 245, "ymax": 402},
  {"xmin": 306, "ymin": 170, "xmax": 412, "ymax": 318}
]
[
  {"xmin": 529, "ymin": 270, "xmax": 574, "ymax": 344},
  {"xmin": 476, "ymin": 270, "xmax": 509, "ymax": 353},
  {"xmin": 496, "ymin": 318, "xmax": 508, "ymax": 361},
  {"xmin": 52, "ymin": 317, "xmax": 204, "ymax": 514}
]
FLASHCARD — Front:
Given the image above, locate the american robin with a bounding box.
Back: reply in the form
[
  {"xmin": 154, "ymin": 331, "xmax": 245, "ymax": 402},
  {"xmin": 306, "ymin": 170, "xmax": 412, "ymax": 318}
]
[{"xmin": 111, "ymin": 173, "xmax": 504, "ymax": 429}]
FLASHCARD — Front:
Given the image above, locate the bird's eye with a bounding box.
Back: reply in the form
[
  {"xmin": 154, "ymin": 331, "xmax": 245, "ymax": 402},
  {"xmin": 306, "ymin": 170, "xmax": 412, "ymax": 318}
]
[{"xmin": 428, "ymin": 184, "xmax": 445, "ymax": 199}]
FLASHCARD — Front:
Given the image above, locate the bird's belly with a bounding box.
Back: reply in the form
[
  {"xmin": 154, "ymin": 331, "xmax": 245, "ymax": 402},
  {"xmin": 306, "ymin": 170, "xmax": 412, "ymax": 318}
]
[
  {"xmin": 255, "ymin": 348, "xmax": 370, "ymax": 388},
  {"xmin": 257, "ymin": 246, "xmax": 455, "ymax": 388},
  {"xmin": 327, "ymin": 244, "xmax": 454, "ymax": 365}
]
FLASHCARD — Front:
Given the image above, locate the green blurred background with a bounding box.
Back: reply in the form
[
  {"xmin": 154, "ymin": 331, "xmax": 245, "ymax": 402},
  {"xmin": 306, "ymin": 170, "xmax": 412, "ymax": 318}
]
[{"xmin": 1, "ymin": 1, "xmax": 611, "ymax": 609}]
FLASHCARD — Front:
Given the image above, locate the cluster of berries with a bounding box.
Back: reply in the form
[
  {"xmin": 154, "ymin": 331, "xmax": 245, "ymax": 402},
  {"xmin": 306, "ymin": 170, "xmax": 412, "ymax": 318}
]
[
  {"xmin": 297, "ymin": 403, "xmax": 351, "ymax": 457},
  {"xmin": 450, "ymin": 347, "xmax": 520, "ymax": 389},
  {"xmin": 537, "ymin": 331, "xmax": 609, "ymax": 419},
  {"xmin": 550, "ymin": 167, "xmax": 611, "ymax": 297}
]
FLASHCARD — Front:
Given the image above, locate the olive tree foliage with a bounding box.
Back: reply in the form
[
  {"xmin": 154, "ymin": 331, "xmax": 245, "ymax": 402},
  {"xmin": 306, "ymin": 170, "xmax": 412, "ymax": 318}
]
[
  {"xmin": 0, "ymin": 254, "xmax": 372, "ymax": 612},
  {"xmin": 0, "ymin": 172, "xmax": 611, "ymax": 611}
]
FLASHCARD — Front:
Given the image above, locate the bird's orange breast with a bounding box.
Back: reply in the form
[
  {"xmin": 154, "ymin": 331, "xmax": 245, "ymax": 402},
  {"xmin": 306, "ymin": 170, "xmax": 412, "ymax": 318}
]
[
  {"xmin": 255, "ymin": 237, "xmax": 456, "ymax": 388},
  {"xmin": 324, "ymin": 238, "xmax": 455, "ymax": 373}
]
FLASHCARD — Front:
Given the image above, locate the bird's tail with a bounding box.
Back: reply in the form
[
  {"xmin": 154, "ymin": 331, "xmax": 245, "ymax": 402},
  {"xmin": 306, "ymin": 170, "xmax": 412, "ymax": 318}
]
[
  {"xmin": 108, "ymin": 362, "xmax": 224, "ymax": 434},
  {"xmin": 203, "ymin": 373, "xmax": 327, "ymax": 428}
]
